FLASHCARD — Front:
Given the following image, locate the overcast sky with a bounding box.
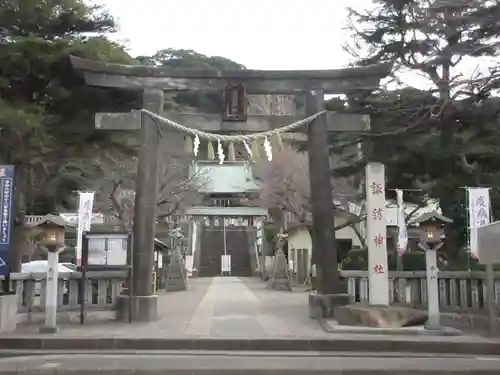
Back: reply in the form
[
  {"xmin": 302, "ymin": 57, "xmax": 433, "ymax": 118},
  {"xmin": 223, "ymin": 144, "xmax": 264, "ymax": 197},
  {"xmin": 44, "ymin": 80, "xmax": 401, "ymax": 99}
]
[
  {"xmin": 97, "ymin": 0, "xmax": 371, "ymax": 70},
  {"xmin": 96, "ymin": 0, "xmax": 496, "ymax": 90}
]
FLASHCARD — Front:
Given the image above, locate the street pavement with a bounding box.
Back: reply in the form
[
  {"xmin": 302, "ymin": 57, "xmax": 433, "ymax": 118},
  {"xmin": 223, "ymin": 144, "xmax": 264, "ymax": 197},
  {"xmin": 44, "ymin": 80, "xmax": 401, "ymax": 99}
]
[{"xmin": 0, "ymin": 352, "xmax": 499, "ymax": 374}]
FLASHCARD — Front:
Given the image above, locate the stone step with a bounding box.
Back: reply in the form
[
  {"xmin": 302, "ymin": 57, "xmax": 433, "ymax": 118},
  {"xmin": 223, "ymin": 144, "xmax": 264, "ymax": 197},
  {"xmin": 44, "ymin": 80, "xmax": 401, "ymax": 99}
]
[
  {"xmin": 0, "ymin": 337, "xmax": 499, "ymax": 356},
  {"xmin": 0, "ymin": 352, "xmax": 498, "ymax": 374}
]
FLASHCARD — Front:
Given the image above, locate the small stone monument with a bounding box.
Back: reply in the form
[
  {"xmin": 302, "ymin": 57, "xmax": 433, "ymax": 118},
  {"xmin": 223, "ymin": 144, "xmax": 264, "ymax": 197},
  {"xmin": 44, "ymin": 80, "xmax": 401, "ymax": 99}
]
[
  {"xmin": 165, "ymin": 251, "xmax": 187, "ymax": 292},
  {"xmin": 0, "ymin": 290, "xmax": 17, "ymax": 334},
  {"xmin": 268, "ymin": 232, "xmax": 292, "ymax": 291}
]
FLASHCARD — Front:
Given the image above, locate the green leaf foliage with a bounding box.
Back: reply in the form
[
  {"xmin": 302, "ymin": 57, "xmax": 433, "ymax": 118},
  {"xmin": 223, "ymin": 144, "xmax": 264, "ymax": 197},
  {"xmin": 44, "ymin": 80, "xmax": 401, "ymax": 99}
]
[
  {"xmin": 339, "ymin": 0, "xmax": 500, "ymax": 258},
  {"xmin": 0, "ymin": 0, "xmax": 138, "ymax": 214}
]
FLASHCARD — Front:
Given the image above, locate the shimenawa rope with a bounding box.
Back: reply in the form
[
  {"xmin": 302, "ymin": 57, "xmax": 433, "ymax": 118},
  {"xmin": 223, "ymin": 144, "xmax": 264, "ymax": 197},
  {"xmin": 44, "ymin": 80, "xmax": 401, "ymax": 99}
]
[{"xmin": 140, "ymin": 109, "xmax": 326, "ymax": 142}]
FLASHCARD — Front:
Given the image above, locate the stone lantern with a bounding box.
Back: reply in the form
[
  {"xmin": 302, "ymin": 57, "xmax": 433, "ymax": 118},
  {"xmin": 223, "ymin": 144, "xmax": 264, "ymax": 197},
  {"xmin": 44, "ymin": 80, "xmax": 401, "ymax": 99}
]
[
  {"xmin": 35, "ymin": 214, "xmax": 67, "ymax": 333},
  {"xmin": 36, "ymin": 214, "xmax": 66, "ymax": 251},
  {"xmin": 413, "ymin": 211, "xmax": 452, "ymax": 250},
  {"xmin": 412, "ymin": 211, "xmax": 453, "ymax": 329}
]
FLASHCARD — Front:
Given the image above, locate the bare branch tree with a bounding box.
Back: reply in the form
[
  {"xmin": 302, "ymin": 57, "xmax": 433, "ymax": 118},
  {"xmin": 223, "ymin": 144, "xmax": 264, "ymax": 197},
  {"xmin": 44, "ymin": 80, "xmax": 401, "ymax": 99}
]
[
  {"xmin": 94, "ymin": 134, "xmax": 205, "ymax": 230},
  {"xmin": 252, "ymin": 145, "xmax": 358, "ymax": 227},
  {"xmin": 253, "ymin": 143, "xmax": 432, "ymax": 253}
]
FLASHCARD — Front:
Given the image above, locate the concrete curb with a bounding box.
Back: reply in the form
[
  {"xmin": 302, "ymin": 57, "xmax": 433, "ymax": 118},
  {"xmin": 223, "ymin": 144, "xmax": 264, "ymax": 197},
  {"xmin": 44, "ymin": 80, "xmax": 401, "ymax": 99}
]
[
  {"xmin": 0, "ymin": 369, "xmax": 498, "ymax": 374},
  {"xmin": 0, "ymin": 352, "xmax": 500, "ymax": 374},
  {"xmin": 1, "ymin": 353, "xmax": 500, "ymax": 374},
  {"xmin": 0, "ymin": 337, "xmax": 499, "ymax": 355}
]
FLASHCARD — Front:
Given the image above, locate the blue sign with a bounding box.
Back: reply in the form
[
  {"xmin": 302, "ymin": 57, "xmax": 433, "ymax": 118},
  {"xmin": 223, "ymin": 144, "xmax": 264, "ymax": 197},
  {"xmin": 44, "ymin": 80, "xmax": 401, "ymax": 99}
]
[{"xmin": 0, "ymin": 166, "xmax": 14, "ymax": 277}]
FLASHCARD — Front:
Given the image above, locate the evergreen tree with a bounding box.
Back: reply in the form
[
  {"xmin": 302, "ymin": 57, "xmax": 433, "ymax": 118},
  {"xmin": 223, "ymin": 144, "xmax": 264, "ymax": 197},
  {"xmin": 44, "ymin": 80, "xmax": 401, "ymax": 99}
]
[
  {"xmin": 343, "ymin": 0, "xmax": 500, "ymax": 258},
  {"xmin": 0, "ymin": 0, "xmax": 137, "ymax": 268}
]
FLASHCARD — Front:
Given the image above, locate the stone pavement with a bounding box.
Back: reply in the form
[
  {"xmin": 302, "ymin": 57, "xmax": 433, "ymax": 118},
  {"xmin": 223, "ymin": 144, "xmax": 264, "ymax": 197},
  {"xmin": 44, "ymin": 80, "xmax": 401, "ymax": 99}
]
[
  {"xmin": 14, "ymin": 277, "xmax": 326, "ymax": 338},
  {"xmin": 3, "ymin": 277, "xmax": 500, "ymax": 356}
]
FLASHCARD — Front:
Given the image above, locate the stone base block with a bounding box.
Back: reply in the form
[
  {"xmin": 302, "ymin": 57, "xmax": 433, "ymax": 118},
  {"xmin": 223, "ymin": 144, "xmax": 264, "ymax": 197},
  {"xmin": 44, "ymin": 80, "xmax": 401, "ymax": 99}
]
[
  {"xmin": 38, "ymin": 325, "xmax": 59, "ymax": 334},
  {"xmin": 321, "ymin": 318, "xmax": 461, "ymax": 336},
  {"xmin": 116, "ymin": 295, "xmax": 159, "ymax": 322},
  {"xmin": 166, "ymin": 278, "xmax": 187, "ymax": 292},
  {"xmin": 166, "ymin": 256, "xmax": 187, "ymax": 292},
  {"xmin": 0, "ymin": 294, "xmax": 18, "ymax": 333},
  {"xmin": 308, "ymin": 292, "xmax": 350, "ymax": 319},
  {"xmin": 268, "ymin": 274, "xmax": 292, "ymax": 291},
  {"xmin": 335, "ymin": 304, "xmax": 428, "ymax": 328},
  {"xmin": 166, "ymin": 268, "xmax": 187, "ymax": 292}
]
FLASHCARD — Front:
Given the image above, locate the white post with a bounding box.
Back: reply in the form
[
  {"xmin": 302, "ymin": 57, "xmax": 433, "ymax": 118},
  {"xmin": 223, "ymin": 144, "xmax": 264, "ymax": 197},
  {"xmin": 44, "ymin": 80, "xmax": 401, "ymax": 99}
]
[
  {"xmin": 191, "ymin": 219, "xmax": 197, "ymax": 257},
  {"xmin": 223, "ymin": 217, "xmax": 227, "ymax": 256},
  {"xmin": 425, "ymin": 247, "xmax": 440, "ymax": 329},
  {"xmin": 221, "ymin": 217, "xmax": 230, "ymax": 276},
  {"xmin": 41, "ymin": 250, "xmax": 59, "ymax": 333},
  {"xmin": 365, "ymin": 163, "xmax": 390, "ymax": 305}
]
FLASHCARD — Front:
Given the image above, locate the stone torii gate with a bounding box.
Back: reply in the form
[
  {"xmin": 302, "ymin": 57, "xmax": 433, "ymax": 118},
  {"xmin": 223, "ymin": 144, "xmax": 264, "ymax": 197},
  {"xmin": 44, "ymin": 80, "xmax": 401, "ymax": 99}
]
[{"xmin": 70, "ymin": 56, "xmax": 390, "ymax": 321}]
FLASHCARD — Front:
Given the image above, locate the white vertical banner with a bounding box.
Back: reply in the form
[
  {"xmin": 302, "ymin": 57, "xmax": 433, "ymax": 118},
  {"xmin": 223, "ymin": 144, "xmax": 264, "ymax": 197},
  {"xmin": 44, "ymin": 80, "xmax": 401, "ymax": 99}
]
[
  {"xmin": 191, "ymin": 219, "xmax": 197, "ymax": 256},
  {"xmin": 396, "ymin": 189, "xmax": 408, "ymax": 257},
  {"xmin": 467, "ymin": 188, "xmax": 491, "ymax": 259},
  {"xmin": 365, "ymin": 163, "xmax": 389, "ymax": 305},
  {"xmin": 186, "ymin": 219, "xmax": 197, "ymax": 277},
  {"xmin": 76, "ymin": 192, "xmax": 95, "ymax": 267}
]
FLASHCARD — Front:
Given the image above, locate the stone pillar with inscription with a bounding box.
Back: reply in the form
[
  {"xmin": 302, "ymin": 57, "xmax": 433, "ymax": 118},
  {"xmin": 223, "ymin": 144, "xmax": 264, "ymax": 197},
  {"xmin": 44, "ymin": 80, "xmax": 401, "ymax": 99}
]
[{"xmin": 365, "ymin": 163, "xmax": 390, "ymax": 305}]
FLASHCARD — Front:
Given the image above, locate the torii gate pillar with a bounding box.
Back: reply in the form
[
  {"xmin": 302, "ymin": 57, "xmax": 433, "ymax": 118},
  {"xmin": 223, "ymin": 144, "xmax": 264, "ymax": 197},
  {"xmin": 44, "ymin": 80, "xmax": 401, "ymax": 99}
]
[
  {"xmin": 306, "ymin": 91, "xmax": 350, "ymax": 318},
  {"xmin": 114, "ymin": 88, "xmax": 164, "ymax": 322}
]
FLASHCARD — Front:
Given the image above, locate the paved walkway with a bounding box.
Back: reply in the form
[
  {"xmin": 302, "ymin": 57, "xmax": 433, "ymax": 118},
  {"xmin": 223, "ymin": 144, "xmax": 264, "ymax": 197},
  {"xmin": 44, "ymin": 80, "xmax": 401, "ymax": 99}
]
[
  {"xmin": 13, "ymin": 277, "xmax": 326, "ymax": 338},
  {"xmin": 7, "ymin": 277, "xmax": 500, "ymax": 356},
  {"xmin": 184, "ymin": 277, "xmax": 294, "ymax": 337},
  {"xmin": 9, "ymin": 277, "xmax": 500, "ymax": 346}
]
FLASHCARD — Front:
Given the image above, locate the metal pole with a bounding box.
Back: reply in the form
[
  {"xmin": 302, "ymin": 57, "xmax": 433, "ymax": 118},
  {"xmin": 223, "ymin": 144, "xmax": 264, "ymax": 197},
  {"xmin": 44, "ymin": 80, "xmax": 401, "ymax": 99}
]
[
  {"xmin": 397, "ymin": 250, "xmax": 403, "ymax": 271},
  {"xmin": 127, "ymin": 232, "xmax": 133, "ymax": 323},
  {"xmin": 486, "ymin": 194, "xmax": 496, "ymax": 336},
  {"xmin": 79, "ymin": 234, "xmax": 88, "ymax": 325},
  {"xmin": 465, "ymin": 188, "xmax": 472, "ymax": 272},
  {"xmin": 486, "ymin": 263, "xmax": 497, "ymax": 336}
]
